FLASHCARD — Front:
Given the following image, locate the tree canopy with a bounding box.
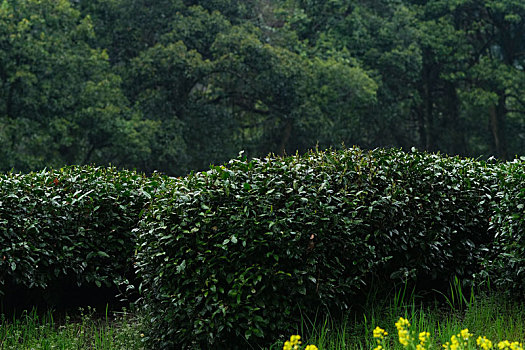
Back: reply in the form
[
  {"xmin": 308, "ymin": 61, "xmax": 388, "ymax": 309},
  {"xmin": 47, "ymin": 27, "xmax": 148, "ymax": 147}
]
[{"xmin": 1, "ymin": 0, "xmax": 523, "ymax": 175}]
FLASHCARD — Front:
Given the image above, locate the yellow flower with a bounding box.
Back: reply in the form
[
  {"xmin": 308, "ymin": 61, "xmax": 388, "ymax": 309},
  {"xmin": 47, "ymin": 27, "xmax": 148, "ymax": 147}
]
[
  {"xmin": 374, "ymin": 346, "xmax": 383, "ymax": 350},
  {"xmin": 395, "ymin": 317, "xmax": 411, "ymax": 330},
  {"xmin": 499, "ymin": 341, "xmax": 512, "ymax": 350},
  {"xmin": 395, "ymin": 317, "xmax": 411, "ymax": 347},
  {"xmin": 499, "ymin": 341, "xmax": 524, "ymax": 350},
  {"xmin": 373, "ymin": 326, "xmax": 388, "ymax": 339},
  {"xmin": 459, "ymin": 329, "xmax": 473, "ymax": 341},
  {"xmin": 477, "ymin": 336, "xmax": 493, "ymax": 350},
  {"xmin": 398, "ymin": 329, "xmax": 410, "ymax": 346},
  {"xmin": 305, "ymin": 346, "xmax": 319, "ymax": 350},
  {"xmin": 416, "ymin": 331, "xmax": 430, "ymax": 350},
  {"xmin": 419, "ymin": 331, "xmax": 430, "ymax": 344},
  {"xmin": 449, "ymin": 334, "xmax": 460, "ymax": 350},
  {"xmin": 283, "ymin": 335, "xmax": 302, "ymax": 350}
]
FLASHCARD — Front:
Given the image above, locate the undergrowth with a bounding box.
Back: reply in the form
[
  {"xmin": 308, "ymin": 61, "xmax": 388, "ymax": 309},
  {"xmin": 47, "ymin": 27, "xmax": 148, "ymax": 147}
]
[{"xmin": 0, "ymin": 306, "xmax": 144, "ymax": 350}]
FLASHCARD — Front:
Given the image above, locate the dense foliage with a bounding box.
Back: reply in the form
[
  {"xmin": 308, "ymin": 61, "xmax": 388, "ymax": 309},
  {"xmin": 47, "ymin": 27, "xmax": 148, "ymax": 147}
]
[
  {"xmin": 0, "ymin": 0, "xmax": 523, "ymax": 175},
  {"xmin": 487, "ymin": 160, "xmax": 525, "ymax": 295},
  {"xmin": 134, "ymin": 147, "xmax": 520, "ymax": 349},
  {"xmin": 0, "ymin": 149, "xmax": 523, "ymax": 347},
  {"xmin": 0, "ymin": 166, "xmax": 166, "ymax": 306}
]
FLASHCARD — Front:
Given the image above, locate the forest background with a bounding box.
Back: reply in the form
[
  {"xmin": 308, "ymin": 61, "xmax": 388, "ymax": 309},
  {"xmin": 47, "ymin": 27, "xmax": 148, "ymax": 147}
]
[{"xmin": 1, "ymin": 0, "xmax": 524, "ymax": 176}]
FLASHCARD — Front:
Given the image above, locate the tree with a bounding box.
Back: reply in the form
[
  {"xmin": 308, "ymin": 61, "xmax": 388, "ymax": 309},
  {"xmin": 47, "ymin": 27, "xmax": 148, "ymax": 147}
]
[
  {"xmin": 283, "ymin": 0, "xmax": 525, "ymax": 158},
  {"xmin": 126, "ymin": 6, "xmax": 378, "ymax": 172},
  {"xmin": 0, "ymin": 0, "xmax": 153, "ymax": 172},
  {"xmin": 419, "ymin": 0, "xmax": 525, "ymax": 158},
  {"xmin": 71, "ymin": 0, "xmax": 186, "ymax": 66},
  {"xmin": 463, "ymin": 0, "xmax": 525, "ymax": 159}
]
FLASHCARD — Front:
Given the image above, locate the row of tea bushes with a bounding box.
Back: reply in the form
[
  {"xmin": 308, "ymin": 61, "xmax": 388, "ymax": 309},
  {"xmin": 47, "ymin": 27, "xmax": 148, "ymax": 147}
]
[
  {"xmin": 1, "ymin": 149, "xmax": 522, "ymax": 348},
  {"xmin": 134, "ymin": 147, "xmax": 516, "ymax": 349},
  {"xmin": 488, "ymin": 159, "xmax": 525, "ymax": 294},
  {"xmin": 0, "ymin": 166, "xmax": 169, "ymax": 306}
]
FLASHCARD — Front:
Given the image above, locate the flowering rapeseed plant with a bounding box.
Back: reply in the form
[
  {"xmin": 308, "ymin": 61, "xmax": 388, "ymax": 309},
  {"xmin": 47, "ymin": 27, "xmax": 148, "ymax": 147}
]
[
  {"xmin": 496, "ymin": 340, "xmax": 523, "ymax": 350},
  {"xmin": 391, "ymin": 317, "xmax": 431, "ymax": 350},
  {"xmin": 477, "ymin": 336, "xmax": 493, "ymax": 350},
  {"xmin": 442, "ymin": 330, "xmax": 523, "ymax": 350},
  {"xmin": 282, "ymin": 317, "xmax": 523, "ymax": 350},
  {"xmin": 418, "ymin": 331, "xmax": 431, "ymax": 350},
  {"xmin": 395, "ymin": 317, "xmax": 412, "ymax": 347},
  {"xmin": 375, "ymin": 317, "xmax": 522, "ymax": 350},
  {"xmin": 442, "ymin": 328, "xmax": 472, "ymax": 350},
  {"xmin": 373, "ymin": 326, "xmax": 388, "ymax": 350},
  {"xmin": 282, "ymin": 335, "xmax": 318, "ymax": 350}
]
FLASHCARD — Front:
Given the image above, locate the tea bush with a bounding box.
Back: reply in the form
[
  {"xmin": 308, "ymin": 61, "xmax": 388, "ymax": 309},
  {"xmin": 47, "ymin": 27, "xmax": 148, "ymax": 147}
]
[
  {"xmin": 487, "ymin": 158, "xmax": 525, "ymax": 294},
  {"xmin": 1, "ymin": 148, "xmax": 521, "ymax": 347},
  {"xmin": 135, "ymin": 147, "xmax": 501, "ymax": 349},
  {"xmin": 0, "ymin": 165, "xmax": 167, "ymax": 306}
]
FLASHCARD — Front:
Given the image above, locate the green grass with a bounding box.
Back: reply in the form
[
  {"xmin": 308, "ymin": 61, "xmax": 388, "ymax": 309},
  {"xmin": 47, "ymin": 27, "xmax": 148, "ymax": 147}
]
[
  {"xmin": 272, "ymin": 291, "xmax": 525, "ymax": 350},
  {"xmin": 1, "ymin": 292, "xmax": 525, "ymax": 349},
  {"xmin": 0, "ymin": 306, "xmax": 144, "ymax": 350}
]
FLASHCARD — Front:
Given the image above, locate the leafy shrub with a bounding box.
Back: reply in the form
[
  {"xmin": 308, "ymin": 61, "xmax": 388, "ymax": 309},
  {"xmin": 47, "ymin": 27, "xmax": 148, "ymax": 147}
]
[
  {"xmin": 367, "ymin": 149, "xmax": 500, "ymax": 285},
  {"xmin": 0, "ymin": 165, "xmax": 166, "ymax": 306},
  {"xmin": 486, "ymin": 158, "xmax": 525, "ymax": 294},
  {"xmin": 135, "ymin": 147, "xmax": 500, "ymax": 349}
]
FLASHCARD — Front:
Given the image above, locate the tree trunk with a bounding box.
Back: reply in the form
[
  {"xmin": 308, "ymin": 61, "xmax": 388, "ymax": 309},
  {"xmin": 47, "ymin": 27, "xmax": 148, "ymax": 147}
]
[
  {"xmin": 278, "ymin": 118, "xmax": 292, "ymax": 156},
  {"xmin": 444, "ymin": 82, "xmax": 466, "ymax": 155},
  {"xmin": 418, "ymin": 55, "xmax": 434, "ymax": 151},
  {"xmin": 423, "ymin": 77, "xmax": 434, "ymax": 151},
  {"xmin": 489, "ymin": 94, "xmax": 508, "ymax": 160}
]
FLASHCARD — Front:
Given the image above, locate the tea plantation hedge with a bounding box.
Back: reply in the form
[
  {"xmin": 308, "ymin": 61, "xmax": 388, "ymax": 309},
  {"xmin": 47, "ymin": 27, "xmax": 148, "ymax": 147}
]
[
  {"xmin": 488, "ymin": 159, "xmax": 525, "ymax": 294},
  {"xmin": 134, "ymin": 147, "xmax": 520, "ymax": 349},
  {"xmin": 0, "ymin": 166, "xmax": 168, "ymax": 307},
  {"xmin": 1, "ymin": 148, "xmax": 523, "ymax": 349}
]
